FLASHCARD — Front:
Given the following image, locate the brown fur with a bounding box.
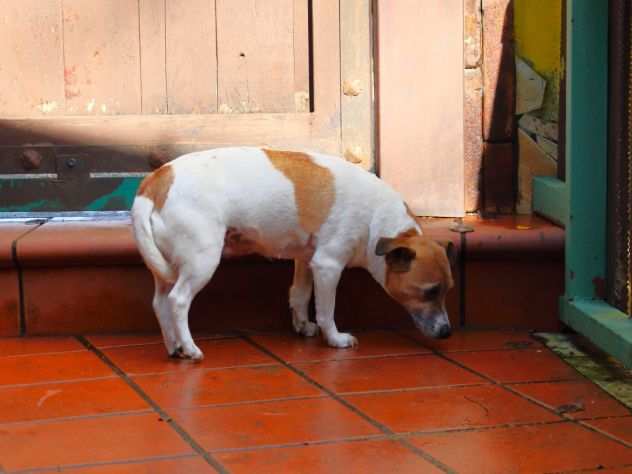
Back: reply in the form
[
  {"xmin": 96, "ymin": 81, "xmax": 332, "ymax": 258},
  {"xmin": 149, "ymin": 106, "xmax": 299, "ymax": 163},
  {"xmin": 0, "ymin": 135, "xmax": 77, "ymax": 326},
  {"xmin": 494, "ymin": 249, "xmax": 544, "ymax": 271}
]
[
  {"xmin": 137, "ymin": 165, "xmax": 174, "ymax": 211},
  {"xmin": 382, "ymin": 230, "xmax": 454, "ymax": 314},
  {"xmin": 264, "ymin": 149, "xmax": 335, "ymax": 234}
]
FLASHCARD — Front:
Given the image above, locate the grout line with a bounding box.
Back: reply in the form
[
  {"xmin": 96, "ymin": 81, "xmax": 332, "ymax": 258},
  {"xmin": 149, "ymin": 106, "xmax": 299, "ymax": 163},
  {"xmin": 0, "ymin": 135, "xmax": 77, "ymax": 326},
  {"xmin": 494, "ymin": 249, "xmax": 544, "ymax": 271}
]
[
  {"xmin": 174, "ymin": 394, "xmax": 328, "ymax": 412},
  {"xmin": 0, "ymin": 408, "xmax": 154, "ymax": 428},
  {"xmin": 550, "ymin": 462, "xmax": 632, "ymax": 474},
  {"xmin": 76, "ymin": 336, "xmax": 229, "ymax": 474},
  {"xmin": 240, "ymin": 333, "xmax": 457, "ymax": 474},
  {"xmin": 128, "ymin": 361, "xmax": 281, "ymax": 379},
  {"xmin": 0, "ymin": 374, "xmax": 120, "ymax": 390},
  {"xmin": 459, "ymin": 231, "xmax": 467, "ymax": 327},
  {"xmin": 399, "ymin": 332, "xmax": 632, "ymax": 450},
  {"xmin": 0, "ymin": 348, "xmax": 88, "ymax": 360},
  {"xmin": 11, "ymin": 453, "xmax": 200, "ymax": 474},
  {"xmin": 208, "ymin": 433, "xmax": 389, "ymax": 455},
  {"xmin": 11, "ymin": 219, "xmax": 48, "ymax": 337},
  {"xmin": 577, "ymin": 418, "xmax": 632, "ymax": 449},
  {"xmin": 92, "ymin": 333, "xmax": 238, "ymax": 350}
]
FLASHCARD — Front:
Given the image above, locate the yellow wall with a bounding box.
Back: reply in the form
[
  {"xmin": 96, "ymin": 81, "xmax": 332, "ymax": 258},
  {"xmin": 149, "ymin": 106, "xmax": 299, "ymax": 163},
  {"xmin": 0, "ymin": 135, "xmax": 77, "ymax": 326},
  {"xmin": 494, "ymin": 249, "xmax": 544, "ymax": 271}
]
[{"xmin": 514, "ymin": 0, "xmax": 563, "ymax": 120}]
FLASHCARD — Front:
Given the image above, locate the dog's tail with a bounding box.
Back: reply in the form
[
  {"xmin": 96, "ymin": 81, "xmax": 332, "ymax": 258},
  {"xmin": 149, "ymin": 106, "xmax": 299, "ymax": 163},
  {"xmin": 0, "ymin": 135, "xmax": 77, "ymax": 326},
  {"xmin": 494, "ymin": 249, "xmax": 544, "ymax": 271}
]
[{"xmin": 131, "ymin": 196, "xmax": 176, "ymax": 283}]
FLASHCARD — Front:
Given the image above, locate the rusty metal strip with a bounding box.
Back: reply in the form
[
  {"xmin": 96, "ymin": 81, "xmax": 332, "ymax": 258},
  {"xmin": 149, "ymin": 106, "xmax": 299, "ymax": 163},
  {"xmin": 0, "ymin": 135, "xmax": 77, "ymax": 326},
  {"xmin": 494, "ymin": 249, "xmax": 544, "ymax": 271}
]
[{"xmin": 607, "ymin": 0, "xmax": 632, "ymax": 314}]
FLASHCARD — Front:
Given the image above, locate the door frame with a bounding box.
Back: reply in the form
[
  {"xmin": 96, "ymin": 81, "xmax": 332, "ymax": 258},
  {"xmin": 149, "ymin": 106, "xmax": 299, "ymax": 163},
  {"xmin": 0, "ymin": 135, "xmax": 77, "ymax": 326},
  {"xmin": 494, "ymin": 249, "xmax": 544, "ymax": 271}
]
[{"xmin": 534, "ymin": 0, "xmax": 632, "ymax": 368}]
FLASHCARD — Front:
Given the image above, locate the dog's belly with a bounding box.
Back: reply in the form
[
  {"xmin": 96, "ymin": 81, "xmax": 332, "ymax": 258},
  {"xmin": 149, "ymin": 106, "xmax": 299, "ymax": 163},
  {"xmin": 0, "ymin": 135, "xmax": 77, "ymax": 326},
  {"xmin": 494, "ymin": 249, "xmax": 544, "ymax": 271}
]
[{"xmin": 222, "ymin": 227, "xmax": 316, "ymax": 260}]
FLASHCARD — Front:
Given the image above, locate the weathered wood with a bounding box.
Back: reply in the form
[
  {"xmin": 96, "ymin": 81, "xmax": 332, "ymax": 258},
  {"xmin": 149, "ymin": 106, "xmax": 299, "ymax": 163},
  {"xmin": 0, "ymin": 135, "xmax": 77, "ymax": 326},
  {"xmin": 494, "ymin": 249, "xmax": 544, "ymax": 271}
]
[
  {"xmin": 139, "ymin": 0, "xmax": 167, "ymax": 114},
  {"xmin": 340, "ymin": 0, "xmax": 374, "ymax": 170},
  {"xmin": 377, "ymin": 0, "xmax": 464, "ymax": 216},
  {"xmin": 311, "ymin": 0, "xmax": 342, "ymax": 149},
  {"xmin": 0, "ymin": 0, "xmax": 65, "ymax": 117},
  {"xmin": 62, "ymin": 0, "xmax": 141, "ymax": 115},
  {"xmin": 165, "ymin": 0, "xmax": 217, "ymax": 113},
  {"xmin": 0, "ymin": 114, "xmax": 339, "ymax": 153},
  {"xmin": 216, "ymin": 0, "xmax": 296, "ymax": 113},
  {"xmin": 293, "ymin": 0, "xmax": 311, "ymax": 113}
]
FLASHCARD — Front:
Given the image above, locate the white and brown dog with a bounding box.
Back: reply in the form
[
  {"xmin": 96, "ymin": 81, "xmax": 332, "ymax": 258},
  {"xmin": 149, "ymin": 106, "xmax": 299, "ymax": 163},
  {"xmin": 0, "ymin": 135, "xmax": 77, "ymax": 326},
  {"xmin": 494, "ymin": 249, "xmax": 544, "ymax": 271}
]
[{"xmin": 131, "ymin": 147, "xmax": 455, "ymax": 360}]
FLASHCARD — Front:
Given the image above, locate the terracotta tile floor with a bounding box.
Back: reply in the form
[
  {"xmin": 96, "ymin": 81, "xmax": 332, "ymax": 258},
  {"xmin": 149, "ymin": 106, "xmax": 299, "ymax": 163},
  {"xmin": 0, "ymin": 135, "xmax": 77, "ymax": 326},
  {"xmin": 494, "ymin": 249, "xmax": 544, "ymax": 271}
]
[{"xmin": 0, "ymin": 330, "xmax": 630, "ymax": 473}]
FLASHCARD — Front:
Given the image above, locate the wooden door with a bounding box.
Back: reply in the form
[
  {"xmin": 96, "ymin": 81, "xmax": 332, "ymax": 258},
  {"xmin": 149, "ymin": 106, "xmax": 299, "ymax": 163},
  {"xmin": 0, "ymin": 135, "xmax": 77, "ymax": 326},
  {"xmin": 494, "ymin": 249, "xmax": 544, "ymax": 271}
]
[{"xmin": 0, "ymin": 0, "xmax": 373, "ymax": 212}]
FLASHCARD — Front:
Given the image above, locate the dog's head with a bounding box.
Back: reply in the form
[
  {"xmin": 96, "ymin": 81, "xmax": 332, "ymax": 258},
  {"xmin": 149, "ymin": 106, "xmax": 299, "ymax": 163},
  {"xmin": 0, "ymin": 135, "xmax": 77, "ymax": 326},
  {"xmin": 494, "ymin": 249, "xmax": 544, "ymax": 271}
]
[{"xmin": 376, "ymin": 230, "xmax": 456, "ymax": 339}]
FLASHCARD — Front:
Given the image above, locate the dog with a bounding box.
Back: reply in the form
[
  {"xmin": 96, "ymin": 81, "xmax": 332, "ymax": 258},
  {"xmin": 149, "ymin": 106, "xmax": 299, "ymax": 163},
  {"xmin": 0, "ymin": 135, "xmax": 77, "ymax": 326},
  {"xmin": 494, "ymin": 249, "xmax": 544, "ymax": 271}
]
[{"xmin": 131, "ymin": 147, "xmax": 455, "ymax": 360}]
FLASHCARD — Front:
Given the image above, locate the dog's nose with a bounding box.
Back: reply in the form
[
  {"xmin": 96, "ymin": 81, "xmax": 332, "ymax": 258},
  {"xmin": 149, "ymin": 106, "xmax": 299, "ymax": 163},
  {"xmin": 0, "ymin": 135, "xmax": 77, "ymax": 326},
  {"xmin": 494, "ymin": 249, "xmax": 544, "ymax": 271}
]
[{"xmin": 437, "ymin": 325, "xmax": 452, "ymax": 339}]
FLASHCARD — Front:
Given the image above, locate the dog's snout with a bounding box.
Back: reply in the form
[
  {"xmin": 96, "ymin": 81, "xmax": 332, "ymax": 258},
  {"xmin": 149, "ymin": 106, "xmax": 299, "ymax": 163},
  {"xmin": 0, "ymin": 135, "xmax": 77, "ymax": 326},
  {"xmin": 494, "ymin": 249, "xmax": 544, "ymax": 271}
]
[{"xmin": 437, "ymin": 325, "xmax": 451, "ymax": 339}]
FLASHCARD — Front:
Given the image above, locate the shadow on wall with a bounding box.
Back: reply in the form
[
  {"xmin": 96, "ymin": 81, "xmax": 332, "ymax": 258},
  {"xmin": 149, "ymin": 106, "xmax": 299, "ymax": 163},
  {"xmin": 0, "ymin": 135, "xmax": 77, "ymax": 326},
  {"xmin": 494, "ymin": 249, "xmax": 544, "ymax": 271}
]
[{"xmin": 480, "ymin": 0, "xmax": 517, "ymax": 216}]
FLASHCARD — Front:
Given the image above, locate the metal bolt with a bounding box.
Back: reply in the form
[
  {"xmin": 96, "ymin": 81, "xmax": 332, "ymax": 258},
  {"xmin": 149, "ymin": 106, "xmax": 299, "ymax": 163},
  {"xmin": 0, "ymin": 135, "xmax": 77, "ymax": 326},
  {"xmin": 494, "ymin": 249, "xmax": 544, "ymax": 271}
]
[
  {"xmin": 66, "ymin": 157, "xmax": 78, "ymax": 168},
  {"xmin": 21, "ymin": 149, "xmax": 42, "ymax": 170},
  {"xmin": 148, "ymin": 150, "xmax": 169, "ymax": 169}
]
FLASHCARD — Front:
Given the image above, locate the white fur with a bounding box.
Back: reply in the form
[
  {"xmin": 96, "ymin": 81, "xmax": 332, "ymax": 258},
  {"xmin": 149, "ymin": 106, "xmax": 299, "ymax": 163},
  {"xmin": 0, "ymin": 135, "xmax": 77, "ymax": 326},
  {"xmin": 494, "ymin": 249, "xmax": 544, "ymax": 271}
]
[{"xmin": 131, "ymin": 147, "xmax": 420, "ymax": 358}]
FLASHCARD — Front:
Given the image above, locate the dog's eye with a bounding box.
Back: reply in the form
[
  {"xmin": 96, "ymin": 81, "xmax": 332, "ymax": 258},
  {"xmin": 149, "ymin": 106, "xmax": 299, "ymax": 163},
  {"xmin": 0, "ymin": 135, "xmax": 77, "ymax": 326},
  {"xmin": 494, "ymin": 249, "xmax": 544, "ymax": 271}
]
[{"xmin": 422, "ymin": 284, "xmax": 441, "ymax": 301}]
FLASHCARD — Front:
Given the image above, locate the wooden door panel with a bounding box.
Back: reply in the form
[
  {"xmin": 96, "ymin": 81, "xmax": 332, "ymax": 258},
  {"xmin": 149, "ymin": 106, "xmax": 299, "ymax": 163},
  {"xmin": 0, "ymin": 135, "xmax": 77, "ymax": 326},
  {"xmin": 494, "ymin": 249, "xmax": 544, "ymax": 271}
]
[
  {"xmin": 0, "ymin": 0, "xmax": 65, "ymax": 117},
  {"xmin": 217, "ymin": 0, "xmax": 299, "ymax": 113},
  {"xmin": 62, "ymin": 0, "xmax": 141, "ymax": 115},
  {"xmin": 165, "ymin": 0, "xmax": 217, "ymax": 114},
  {"xmin": 139, "ymin": 0, "xmax": 168, "ymax": 114},
  {"xmin": 377, "ymin": 0, "xmax": 464, "ymax": 217},
  {"xmin": 0, "ymin": 0, "xmax": 377, "ymax": 213}
]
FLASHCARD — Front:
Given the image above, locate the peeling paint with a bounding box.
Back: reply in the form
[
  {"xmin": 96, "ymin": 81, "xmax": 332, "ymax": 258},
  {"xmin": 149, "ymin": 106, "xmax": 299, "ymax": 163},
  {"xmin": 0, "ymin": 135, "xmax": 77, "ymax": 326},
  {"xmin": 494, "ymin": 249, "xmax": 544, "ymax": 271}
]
[
  {"xmin": 86, "ymin": 98, "xmax": 96, "ymax": 112},
  {"xmin": 37, "ymin": 101, "xmax": 58, "ymax": 113}
]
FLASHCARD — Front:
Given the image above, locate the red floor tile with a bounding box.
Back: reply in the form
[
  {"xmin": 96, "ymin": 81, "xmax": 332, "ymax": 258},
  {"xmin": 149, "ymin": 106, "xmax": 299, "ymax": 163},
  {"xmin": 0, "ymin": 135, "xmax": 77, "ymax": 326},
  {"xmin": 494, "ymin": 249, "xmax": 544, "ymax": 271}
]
[
  {"xmin": 448, "ymin": 349, "xmax": 582, "ymax": 383},
  {"xmin": 217, "ymin": 439, "xmax": 443, "ymax": 474},
  {"xmin": 174, "ymin": 398, "xmax": 380, "ymax": 450},
  {"xmin": 0, "ymin": 378, "xmax": 148, "ymax": 423},
  {"xmin": 411, "ymin": 422, "xmax": 632, "ymax": 474},
  {"xmin": 344, "ymin": 385, "xmax": 559, "ymax": 433},
  {"xmin": 409, "ymin": 329, "xmax": 542, "ymax": 353},
  {"xmin": 0, "ymin": 336, "xmax": 84, "ymax": 356},
  {"xmin": 0, "ymin": 351, "xmax": 113, "ymax": 386},
  {"xmin": 252, "ymin": 331, "xmax": 430, "ymax": 363},
  {"xmin": 298, "ymin": 355, "xmax": 484, "ymax": 393},
  {"xmin": 46, "ymin": 457, "xmax": 215, "ymax": 473},
  {"xmin": 0, "ymin": 413, "xmax": 193, "ymax": 472},
  {"xmin": 104, "ymin": 338, "xmax": 273, "ymax": 375},
  {"xmin": 511, "ymin": 381, "xmax": 630, "ymax": 420},
  {"xmin": 135, "ymin": 365, "xmax": 321, "ymax": 408},
  {"xmin": 586, "ymin": 416, "xmax": 632, "ymax": 445}
]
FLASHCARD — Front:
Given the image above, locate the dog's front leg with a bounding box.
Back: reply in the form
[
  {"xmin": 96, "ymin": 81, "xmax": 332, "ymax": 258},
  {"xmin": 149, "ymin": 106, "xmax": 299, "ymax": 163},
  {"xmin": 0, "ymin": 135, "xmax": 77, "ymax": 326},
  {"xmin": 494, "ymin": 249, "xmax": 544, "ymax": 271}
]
[{"xmin": 311, "ymin": 255, "xmax": 358, "ymax": 348}]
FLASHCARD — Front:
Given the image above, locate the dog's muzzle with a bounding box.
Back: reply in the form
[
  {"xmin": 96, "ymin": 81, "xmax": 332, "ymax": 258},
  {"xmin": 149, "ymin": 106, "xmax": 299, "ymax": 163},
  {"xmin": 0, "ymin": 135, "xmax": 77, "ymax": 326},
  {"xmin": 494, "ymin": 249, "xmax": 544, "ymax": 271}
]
[{"xmin": 411, "ymin": 311, "xmax": 452, "ymax": 339}]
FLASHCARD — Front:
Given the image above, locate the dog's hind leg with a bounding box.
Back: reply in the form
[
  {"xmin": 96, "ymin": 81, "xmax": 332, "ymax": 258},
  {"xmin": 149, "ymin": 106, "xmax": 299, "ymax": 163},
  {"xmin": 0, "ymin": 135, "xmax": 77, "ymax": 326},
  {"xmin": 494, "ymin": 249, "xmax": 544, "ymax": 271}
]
[
  {"xmin": 152, "ymin": 275, "xmax": 178, "ymax": 356},
  {"xmin": 290, "ymin": 259, "xmax": 318, "ymax": 337},
  {"xmin": 167, "ymin": 232, "xmax": 223, "ymax": 361}
]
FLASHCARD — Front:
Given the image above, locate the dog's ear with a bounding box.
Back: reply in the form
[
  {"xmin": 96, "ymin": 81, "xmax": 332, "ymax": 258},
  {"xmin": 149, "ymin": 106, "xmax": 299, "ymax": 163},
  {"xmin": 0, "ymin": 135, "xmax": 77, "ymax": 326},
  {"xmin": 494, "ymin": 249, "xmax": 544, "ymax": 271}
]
[
  {"xmin": 437, "ymin": 240, "xmax": 457, "ymax": 267},
  {"xmin": 376, "ymin": 238, "xmax": 416, "ymax": 273}
]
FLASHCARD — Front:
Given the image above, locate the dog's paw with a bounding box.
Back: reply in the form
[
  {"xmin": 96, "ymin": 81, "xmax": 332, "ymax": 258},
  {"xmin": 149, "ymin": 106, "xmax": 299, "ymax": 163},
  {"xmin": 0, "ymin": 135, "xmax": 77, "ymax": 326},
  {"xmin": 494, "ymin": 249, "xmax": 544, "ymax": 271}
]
[
  {"xmin": 294, "ymin": 320, "xmax": 319, "ymax": 337},
  {"xmin": 326, "ymin": 332, "xmax": 358, "ymax": 349},
  {"xmin": 168, "ymin": 346, "xmax": 184, "ymax": 358}
]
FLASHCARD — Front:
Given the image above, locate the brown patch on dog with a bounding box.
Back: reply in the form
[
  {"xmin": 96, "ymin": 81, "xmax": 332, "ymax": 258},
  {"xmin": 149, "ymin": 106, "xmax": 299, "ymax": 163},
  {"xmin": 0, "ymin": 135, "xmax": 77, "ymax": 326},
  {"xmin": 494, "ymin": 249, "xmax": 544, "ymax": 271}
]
[
  {"xmin": 264, "ymin": 149, "xmax": 335, "ymax": 234},
  {"xmin": 137, "ymin": 165, "xmax": 174, "ymax": 211},
  {"xmin": 377, "ymin": 230, "xmax": 454, "ymax": 313}
]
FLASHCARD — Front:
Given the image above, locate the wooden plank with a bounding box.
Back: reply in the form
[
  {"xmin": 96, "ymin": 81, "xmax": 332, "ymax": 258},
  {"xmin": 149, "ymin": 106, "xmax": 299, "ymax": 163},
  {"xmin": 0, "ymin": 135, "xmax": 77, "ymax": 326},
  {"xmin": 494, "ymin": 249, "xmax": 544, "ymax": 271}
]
[
  {"xmin": 377, "ymin": 0, "xmax": 464, "ymax": 217},
  {"xmin": 340, "ymin": 0, "xmax": 374, "ymax": 170},
  {"xmin": 216, "ymin": 0, "xmax": 295, "ymax": 113},
  {"xmin": 0, "ymin": 0, "xmax": 65, "ymax": 117},
  {"xmin": 293, "ymin": 0, "xmax": 310, "ymax": 112},
  {"xmin": 0, "ymin": 113, "xmax": 339, "ymax": 153},
  {"xmin": 62, "ymin": 0, "xmax": 141, "ymax": 115},
  {"xmin": 165, "ymin": 0, "xmax": 217, "ymax": 113},
  {"xmin": 139, "ymin": 0, "xmax": 167, "ymax": 114},
  {"xmin": 311, "ymin": 0, "xmax": 341, "ymax": 150}
]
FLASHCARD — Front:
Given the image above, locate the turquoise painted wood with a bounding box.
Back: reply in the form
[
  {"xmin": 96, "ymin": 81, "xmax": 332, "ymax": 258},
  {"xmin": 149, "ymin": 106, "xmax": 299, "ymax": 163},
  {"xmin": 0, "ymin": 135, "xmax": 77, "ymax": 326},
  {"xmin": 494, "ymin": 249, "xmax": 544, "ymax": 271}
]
[
  {"xmin": 532, "ymin": 176, "xmax": 567, "ymax": 227},
  {"xmin": 564, "ymin": 0, "xmax": 608, "ymax": 300},
  {"xmin": 558, "ymin": 0, "xmax": 632, "ymax": 368}
]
